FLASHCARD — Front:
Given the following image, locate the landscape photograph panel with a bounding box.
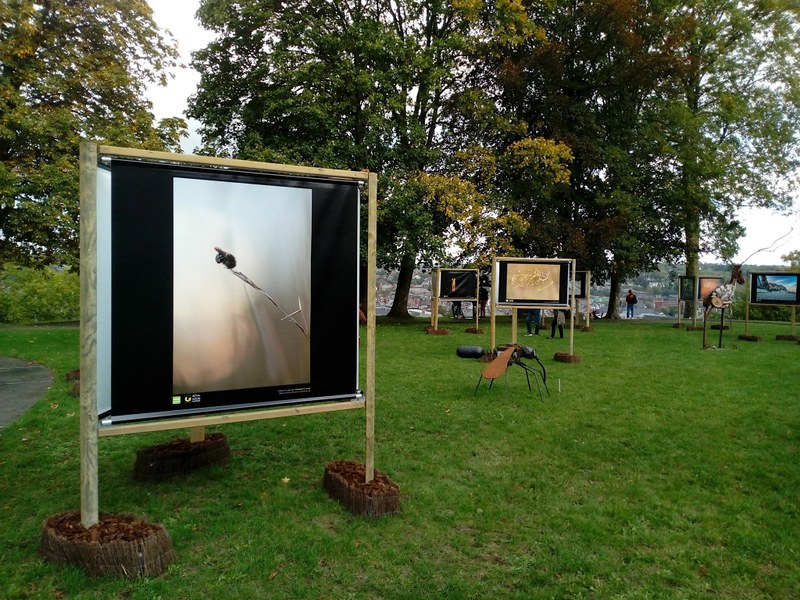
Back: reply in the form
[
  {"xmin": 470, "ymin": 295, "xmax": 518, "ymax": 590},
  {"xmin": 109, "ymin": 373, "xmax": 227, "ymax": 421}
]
[{"xmin": 753, "ymin": 273, "xmax": 799, "ymax": 304}]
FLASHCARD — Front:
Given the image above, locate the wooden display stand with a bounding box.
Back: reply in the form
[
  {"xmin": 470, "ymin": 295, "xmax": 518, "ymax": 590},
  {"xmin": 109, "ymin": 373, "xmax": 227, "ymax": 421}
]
[
  {"xmin": 739, "ymin": 277, "xmax": 798, "ymax": 342},
  {"xmin": 490, "ymin": 257, "xmax": 580, "ymax": 364},
  {"xmin": 428, "ymin": 267, "xmax": 480, "ymax": 335},
  {"xmin": 41, "ymin": 144, "xmax": 389, "ymax": 578}
]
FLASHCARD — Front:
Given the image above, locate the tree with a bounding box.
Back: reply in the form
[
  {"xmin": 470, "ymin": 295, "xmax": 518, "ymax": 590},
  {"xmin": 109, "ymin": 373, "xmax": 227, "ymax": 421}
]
[
  {"xmin": 655, "ymin": 1, "xmax": 800, "ymax": 287},
  {"xmin": 0, "ymin": 0, "xmax": 185, "ymax": 268},
  {"xmin": 189, "ymin": 0, "xmax": 569, "ymax": 316},
  {"xmin": 782, "ymin": 250, "xmax": 800, "ymax": 270},
  {"xmin": 460, "ymin": 0, "xmax": 687, "ymax": 318}
]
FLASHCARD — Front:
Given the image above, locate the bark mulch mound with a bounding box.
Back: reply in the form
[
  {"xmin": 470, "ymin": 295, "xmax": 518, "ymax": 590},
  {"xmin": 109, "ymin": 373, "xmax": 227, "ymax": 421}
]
[
  {"xmin": 738, "ymin": 334, "xmax": 763, "ymax": 342},
  {"xmin": 776, "ymin": 334, "xmax": 800, "ymax": 342},
  {"xmin": 133, "ymin": 433, "xmax": 231, "ymax": 482},
  {"xmin": 323, "ymin": 460, "xmax": 400, "ymax": 517},
  {"xmin": 554, "ymin": 352, "xmax": 581, "ymax": 363},
  {"xmin": 39, "ymin": 511, "xmax": 175, "ymax": 578},
  {"xmin": 424, "ymin": 326, "xmax": 451, "ymax": 335}
]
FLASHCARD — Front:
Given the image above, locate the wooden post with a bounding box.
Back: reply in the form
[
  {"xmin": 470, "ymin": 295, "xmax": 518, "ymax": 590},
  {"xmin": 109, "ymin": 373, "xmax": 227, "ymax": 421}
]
[
  {"xmin": 474, "ymin": 282, "xmax": 480, "ymax": 331},
  {"xmin": 511, "ymin": 308, "xmax": 518, "ymax": 344},
  {"xmin": 584, "ymin": 272, "xmax": 592, "ymax": 330},
  {"xmin": 189, "ymin": 427, "xmax": 206, "ymax": 443},
  {"xmin": 431, "ymin": 268, "xmax": 440, "ymax": 331},
  {"xmin": 677, "ymin": 278, "xmax": 683, "ymax": 327},
  {"xmin": 79, "ymin": 142, "xmax": 99, "ymax": 528},
  {"xmin": 490, "ymin": 257, "xmax": 497, "ymax": 350},
  {"xmin": 743, "ymin": 276, "xmax": 751, "ymax": 336},
  {"xmin": 569, "ymin": 260, "xmax": 576, "ymax": 355},
  {"xmin": 365, "ymin": 172, "xmax": 377, "ymax": 483},
  {"xmin": 791, "ymin": 306, "xmax": 797, "ymax": 338}
]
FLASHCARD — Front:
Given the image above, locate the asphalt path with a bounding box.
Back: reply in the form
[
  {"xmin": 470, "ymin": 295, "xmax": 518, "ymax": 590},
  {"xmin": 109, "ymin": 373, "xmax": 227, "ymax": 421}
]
[{"xmin": 0, "ymin": 356, "xmax": 53, "ymax": 429}]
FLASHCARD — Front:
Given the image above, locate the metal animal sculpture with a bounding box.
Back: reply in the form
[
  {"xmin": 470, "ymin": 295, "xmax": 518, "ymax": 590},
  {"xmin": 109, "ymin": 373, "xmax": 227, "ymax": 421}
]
[
  {"xmin": 702, "ymin": 264, "xmax": 745, "ymax": 349},
  {"xmin": 456, "ymin": 344, "xmax": 549, "ymax": 400}
]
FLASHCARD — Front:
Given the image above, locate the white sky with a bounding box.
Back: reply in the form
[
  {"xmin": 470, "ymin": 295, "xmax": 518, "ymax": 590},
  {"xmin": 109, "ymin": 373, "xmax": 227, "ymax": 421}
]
[{"xmin": 144, "ymin": 0, "xmax": 799, "ymax": 267}]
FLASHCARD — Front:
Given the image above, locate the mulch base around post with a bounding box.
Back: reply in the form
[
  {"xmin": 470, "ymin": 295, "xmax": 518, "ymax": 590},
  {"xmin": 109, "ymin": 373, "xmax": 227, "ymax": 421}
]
[
  {"xmin": 39, "ymin": 511, "xmax": 176, "ymax": 578},
  {"xmin": 738, "ymin": 334, "xmax": 763, "ymax": 342},
  {"xmin": 464, "ymin": 327, "xmax": 483, "ymax": 334},
  {"xmin": 323, "ymin": 460, "xmax": 400, "ymax": 517},
  {"xmin": 424, "ymin": 327, "xmax": 450, "ymax": 335},
  {"xmin": 776, "ymin": 334, "xmax": 800, "ymax": 342},
  {"xmin": 133, "ymin": 433, "xmax": 231, "ymax": 482},
  {"xmin": 554, "ymin": 352, "xmax": 581, "ymax": 364}
]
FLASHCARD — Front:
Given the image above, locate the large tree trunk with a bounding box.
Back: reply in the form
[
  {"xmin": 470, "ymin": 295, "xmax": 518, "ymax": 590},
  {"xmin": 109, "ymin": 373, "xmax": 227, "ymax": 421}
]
[
  {"xmin": 683, "ymin": 207, "xmax": 701, "ymax": 318},
  {"xmin": 606, "ymin": 272, "xmax": 622, "ymax": 320},
  {"xmin": 387, "ymin": 252, "xmax": 415, "ymax": 318}
]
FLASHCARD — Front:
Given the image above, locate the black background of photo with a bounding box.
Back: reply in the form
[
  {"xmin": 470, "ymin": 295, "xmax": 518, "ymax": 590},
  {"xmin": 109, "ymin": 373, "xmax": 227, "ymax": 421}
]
[
  {"xmin": 106, "ymin": 160, "xmax": 360, "ymax": 422},
  {"xmin": 495, "ymin": 259, "xmax": 571, "ymax": 306}
]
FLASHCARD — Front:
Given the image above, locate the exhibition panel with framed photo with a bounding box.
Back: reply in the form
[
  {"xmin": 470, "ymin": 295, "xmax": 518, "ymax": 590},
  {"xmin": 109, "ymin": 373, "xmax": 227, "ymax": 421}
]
[{"xmin": 95, "ymin": 157, "xmax": 361, "ymax": 424}]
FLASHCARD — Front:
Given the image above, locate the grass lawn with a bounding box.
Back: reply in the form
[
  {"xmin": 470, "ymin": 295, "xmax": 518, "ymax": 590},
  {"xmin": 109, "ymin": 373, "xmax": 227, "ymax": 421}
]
[{"xmin": 0, "ymin": 316, "xmax": 798, "ymax": 599}]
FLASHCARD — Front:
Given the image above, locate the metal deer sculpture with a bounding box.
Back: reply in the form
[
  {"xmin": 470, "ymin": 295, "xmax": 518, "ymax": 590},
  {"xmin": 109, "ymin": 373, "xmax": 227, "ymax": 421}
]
[{"xmin": 702, "ymin": 264, "xmax": 745, "ymax": 349}]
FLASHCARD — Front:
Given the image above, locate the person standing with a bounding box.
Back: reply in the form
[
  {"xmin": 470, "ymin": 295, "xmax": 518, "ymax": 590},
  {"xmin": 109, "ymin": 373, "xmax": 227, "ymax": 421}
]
[
  {"xmin": 625, "ymin": 289, "xmax": 638, "ymax": 319},
  {"xmin": 479, "ymin": 285, "xmax": 489, "ymax": 318},
  {"xmin": 549, "ymin": 309, "xmax": 565, "ymax": 339},
  {"xmin": 525, "ymin": 308, "xmax": 541, "ymax": 336}
]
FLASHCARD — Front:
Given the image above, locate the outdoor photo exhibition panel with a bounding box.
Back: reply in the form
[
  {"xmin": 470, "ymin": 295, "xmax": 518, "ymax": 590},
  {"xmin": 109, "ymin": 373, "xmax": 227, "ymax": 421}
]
[
  {"xmin": 490, "ymin": 257, "xmax": 576, "ymax": 354},
  {"xmin": 438, "ymin": 268, "xmax": 478, "ymax": 301},
  {"xmin": 430, "ymin": 268, "xmax": 479, "ymax": 331},
  {"xmin": 747, "ymin": 271, "xmax": 800, "ymax": 337},
  {"xmin": 749, "ymin": 272, "xmax": 800, "ymax": 306},
  {"xmin": 95, "ymin": 157, "xmax": 360, "ymax": 423},
  {"xmin": 80, "ymin": 143, "xmax": 377, "ymax": 526}
]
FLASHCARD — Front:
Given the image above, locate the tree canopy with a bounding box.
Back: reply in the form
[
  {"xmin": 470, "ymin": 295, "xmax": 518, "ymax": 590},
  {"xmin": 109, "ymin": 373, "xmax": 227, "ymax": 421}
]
[
  {"xmin": 189, "ymin": 0, "xmax": 576, "ymax": 315},
  {"xmin": 0, "ymin": 0, "xmax": 185, "ymax": 268}
]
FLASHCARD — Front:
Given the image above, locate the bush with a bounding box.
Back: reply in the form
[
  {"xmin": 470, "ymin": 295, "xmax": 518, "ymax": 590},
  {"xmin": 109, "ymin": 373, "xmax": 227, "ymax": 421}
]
[{"xmin": 0, "ymin": 264, "xmax": 79, "ymax": 323}]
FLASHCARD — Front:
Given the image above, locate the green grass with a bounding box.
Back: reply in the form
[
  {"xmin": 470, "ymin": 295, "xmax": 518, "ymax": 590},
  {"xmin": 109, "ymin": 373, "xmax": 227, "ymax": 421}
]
[{"xmin": 0, "ymin": 317, "xmax": 798, "ymax": 599}]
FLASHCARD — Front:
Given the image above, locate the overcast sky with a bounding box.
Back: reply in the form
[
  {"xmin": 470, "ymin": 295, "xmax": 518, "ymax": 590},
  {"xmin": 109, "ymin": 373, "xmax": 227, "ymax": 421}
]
[{"xmin": 144, "ymin": 0, "xmax": 798, "ymax": 266}]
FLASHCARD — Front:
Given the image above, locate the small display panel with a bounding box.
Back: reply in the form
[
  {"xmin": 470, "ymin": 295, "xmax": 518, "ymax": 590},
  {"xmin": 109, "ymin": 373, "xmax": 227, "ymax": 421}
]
[{"xmin": 438, "ymin": 269, "xmax": 478, "ymax": 301}]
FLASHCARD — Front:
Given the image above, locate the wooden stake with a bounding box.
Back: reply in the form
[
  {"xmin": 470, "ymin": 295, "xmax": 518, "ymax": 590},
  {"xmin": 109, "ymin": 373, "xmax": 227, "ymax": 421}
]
[
  {"xmin": 365, "ymin": 172, "xmax": 377, "ymax": 482},
  {"xmin": 79, "ymin": 142, "xmax": 99, "ymax": 528}
]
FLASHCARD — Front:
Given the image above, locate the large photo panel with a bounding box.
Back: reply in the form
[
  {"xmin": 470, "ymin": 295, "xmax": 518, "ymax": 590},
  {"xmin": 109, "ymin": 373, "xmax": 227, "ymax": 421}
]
[
  {"xmin": 494, "ymin": 258, "xmax": 571, "ymax": 307},
  {"xmin": 750, "ymin": 272, "xmax": 800, "ymax": 305},
  {"xmin": 102, "ymin": 159, "xmax": 360, "ymax": 423}
]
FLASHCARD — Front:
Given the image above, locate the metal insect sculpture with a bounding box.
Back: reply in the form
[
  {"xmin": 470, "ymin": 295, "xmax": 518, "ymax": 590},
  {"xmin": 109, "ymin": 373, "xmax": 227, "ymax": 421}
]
[
  {"xmin": 213, "ymin": 246, "xmax": 310, "ymax": 341},
  {"xmin": 702, "ymin": 264, "xmax": 745, "ymax": 349}
]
